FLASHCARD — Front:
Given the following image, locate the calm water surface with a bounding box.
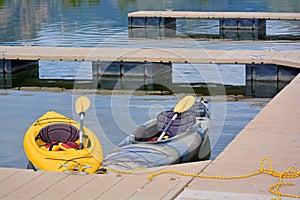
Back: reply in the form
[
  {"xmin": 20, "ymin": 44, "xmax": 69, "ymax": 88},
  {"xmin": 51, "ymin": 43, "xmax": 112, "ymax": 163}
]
[
  {"xmin": 0, "ymin": 0, "xmax": 297, "ymax": 169},
  {"xmin": 1, "ymin": 0, "xmax": 300, "ymax": 47}
]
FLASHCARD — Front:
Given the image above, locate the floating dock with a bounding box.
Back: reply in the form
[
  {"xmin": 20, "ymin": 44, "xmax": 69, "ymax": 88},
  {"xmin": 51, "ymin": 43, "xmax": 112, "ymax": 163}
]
[
  {"xmin": 128, "ymin": 11, "xmax": 300, "ymax": 21},
  {"xmin": 1, "ymin": 46, "xmax": 300, "ymax": 93},
  {"xmin": 128, "ymin": 11, "xmax": 300, "ymax": 39},
  {"xmin": 1, "ymin": 46, "xmax": 300, "ymax": 67},
  {"xmin": 1, "ymin": 74, "xmax": 299, "ymax": 199}
]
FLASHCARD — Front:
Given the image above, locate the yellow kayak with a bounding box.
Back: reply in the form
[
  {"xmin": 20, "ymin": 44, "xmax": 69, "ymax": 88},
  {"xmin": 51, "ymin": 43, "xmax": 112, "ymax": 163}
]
[{"xmin": 23, "ymin": 111, "xmax": 103, "ymax": 174}]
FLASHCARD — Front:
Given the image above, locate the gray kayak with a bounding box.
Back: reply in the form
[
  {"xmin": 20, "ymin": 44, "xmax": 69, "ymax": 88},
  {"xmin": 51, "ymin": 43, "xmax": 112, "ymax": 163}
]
[{"xmin": 102, "ymin": 99, "xmax": 211, "ymax": 171}]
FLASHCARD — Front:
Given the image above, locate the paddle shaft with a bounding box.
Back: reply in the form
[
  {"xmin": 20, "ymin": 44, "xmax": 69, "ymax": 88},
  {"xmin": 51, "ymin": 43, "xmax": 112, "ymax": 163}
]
[
  {"xmin": 157, "ymin": 112, "xmax": 178, "ymax": 141},
  {"xmin": 79, "ymin": 112, "xmax": 85, "ymax": 149}
]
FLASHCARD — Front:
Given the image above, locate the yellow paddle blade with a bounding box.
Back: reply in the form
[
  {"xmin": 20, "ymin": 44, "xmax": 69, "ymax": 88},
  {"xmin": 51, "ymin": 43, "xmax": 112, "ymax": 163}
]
[
  {"xmin": 174, "ymin": 96, "xmax": 195, "ymax": 113},
  {"xmin": 75, "ymin": 96, "xmax": 91, "ymax": 114}
]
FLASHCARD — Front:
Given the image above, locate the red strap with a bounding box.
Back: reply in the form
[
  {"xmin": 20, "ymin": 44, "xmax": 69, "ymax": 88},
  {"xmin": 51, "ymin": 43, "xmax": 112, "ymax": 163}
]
[
  {"xmin": 60, "ymin": 142, "xmax": 79, "ymax": 150},
  {"xmin": 43, "ymin": 141, "xmax": 79, "ymax": 151}
]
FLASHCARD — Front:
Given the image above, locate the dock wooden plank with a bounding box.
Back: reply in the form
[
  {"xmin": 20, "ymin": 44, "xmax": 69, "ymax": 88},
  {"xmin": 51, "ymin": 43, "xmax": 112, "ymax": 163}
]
[
  {"xmin": 273, "ymin": 59, "xmax": 300, "ymax": 69},
  {"xmin": 127, "ymin": 48, "xmax": 186, "ymax": 63},
  {"xmin": 214, "ymin": 50, "xmax": 255, "ymax": 64},
  {"xmin": 178, "ymin": 175, "xmax": 278, "ymax": 196},
  {"xmin": 0, "ymin": 168, "xmax": 19, "ymax": 182},
  {"xmin": 64, "ymin": 174, "xmax": 123, "ymax": 199},
  {"xmin": 202, "ymin": 50, "xmax": 228, "ymax": 63},
  {"xmin": 236, "ymin": 50, "xmax": 263, "ymax": 63},
  {"xmin": 90, "ymin": 48, "xmax": 135, "ymax": 61},
  {"xmin": 33, "ymin": 173, "xmax": 96, "ymax": 199},
  {"xmin": 285, "ymin": 50, "xmax": 300, "ymax": 59},
  {"xmin": 0, "ymin": 169, "xmax": 42, "ymax": 198},
  {"xmin": 133, "ymin": 173, "xmax": 190, "ymax": 200},
  {"xmin": 176, "ymin": 189, "xmax": 274, "ymax": 200},
  {"xmin": 252, "ymin": 50, "xmax": 287, "ymax": 65},
  {"xmin": 264, "ymin": 50, "xmax": 291, "ymax": 61},
  {"xmin": 272, "ymin": 50, "xmax": 300, "ymax": 67},
  {"xmin": 128, "ymin": 11, "xmax": 300, "ymax": 20},
  {"xmin": 178, "ymin": 49, "xmax": 215, "ymax": 63},
  {"xmin": 0, "ymin": 160, "xmax": 210, "ymax": 200},
  {"xmin": 96, "ymin": 174, "xmax": 151, "ymax": 200},
  {"xmin": 130, "ymin": 161, "xmax": 210, "ymax": 200},
  {"xmin": 210, "ymin": 50, "xmax": 239, "ymax": 63},
  {"xmin": 1, "ymin": 170, "xmax": 68, "ymax": 200}
]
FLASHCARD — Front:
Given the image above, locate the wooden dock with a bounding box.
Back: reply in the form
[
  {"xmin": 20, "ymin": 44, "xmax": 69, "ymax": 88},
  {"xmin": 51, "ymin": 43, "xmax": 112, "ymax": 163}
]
[
  {"xmin": 1, "ymin": 46, "xmax": 300, "ymax": 68},
  {"xmin": 128, "ymin": 11, "xmax": 300, "ymax": 39},
  {"xmin": 0, "ymin": 160, "xmax": 211, "ymax": 199},
  {"xmin": 1, "ymin": 73, "xmax": 300, "ymax": 199},
  {"xmin": 1, "ymin": 46, "xmax": 299, "ymax": 84},
  {"xmin": 128, "ymin": 11, "xmax": 300, "ymax": 20}
]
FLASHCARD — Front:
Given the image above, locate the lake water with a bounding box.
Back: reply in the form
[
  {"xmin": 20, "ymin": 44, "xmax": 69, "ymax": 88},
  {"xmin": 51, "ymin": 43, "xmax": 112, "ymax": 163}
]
[{"xmin": 0, "ymin": 0, "xmax": 299, "ymax": 169}]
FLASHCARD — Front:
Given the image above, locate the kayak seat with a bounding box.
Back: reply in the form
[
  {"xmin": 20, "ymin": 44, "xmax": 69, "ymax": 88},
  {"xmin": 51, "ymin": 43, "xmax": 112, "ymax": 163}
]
[
  {"xmin": 133, "ymin": 126, "xmax": 148, "ymax": 141},
  {"xmin": 190, "ymin": 101, "xmax": 207, "ymax": 117},
  {"xmin": 157, "ymin": 111, "xmax": 196, "ymax": 137},
  {"xmin": 38, "ymin": 123, "xmax": 79, "ymax": 143}
]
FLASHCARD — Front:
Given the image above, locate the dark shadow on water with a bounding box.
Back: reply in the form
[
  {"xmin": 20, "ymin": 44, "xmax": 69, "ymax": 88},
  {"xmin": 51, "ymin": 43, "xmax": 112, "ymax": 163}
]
[
  {"xmin": 1, "ymin": 68, "xmax": 294, "ymax": 98},
  {"xmin": 129, "ymin": 28, "xmax": 300, "ymax": 41}
]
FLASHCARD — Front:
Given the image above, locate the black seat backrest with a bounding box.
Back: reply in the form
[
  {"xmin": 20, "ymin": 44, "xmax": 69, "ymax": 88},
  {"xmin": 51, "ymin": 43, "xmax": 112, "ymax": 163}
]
[
  {"xmin": 133, "ymin": 126, "xmax": 148, "ymax": 141},
  {"xmin": 38, "ymin": 123, "xmax": 79, "ymax": 143},
  {"xmin": 189, "ymin": 101, "xmax": 207, "ymax": 117},
  {"xmin": 157, "ymin": 111, "xmax": 196, "ymax": 137}
]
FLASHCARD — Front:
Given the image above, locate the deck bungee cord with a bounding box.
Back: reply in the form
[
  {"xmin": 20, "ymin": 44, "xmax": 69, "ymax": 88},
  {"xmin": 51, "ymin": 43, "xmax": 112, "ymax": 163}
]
[
  {"xmin": 35, "ymin": 117, "xmax": 76, "ymax": 125},
  {"xmin": 98, "ymin": 157, "xmax": 300, "ymax": 200}
]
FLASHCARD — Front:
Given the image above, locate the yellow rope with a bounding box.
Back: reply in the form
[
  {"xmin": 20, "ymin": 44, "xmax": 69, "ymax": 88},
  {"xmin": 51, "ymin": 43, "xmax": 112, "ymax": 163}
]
[
  {"xmin": 147, "ymin": 158, "xmax": 300, "ymax": 200},
  {"xmin": 99, "ymin": 166, "xmax": 153, "ymax": 175},
  {"xmin": 101, "ymin": 158, "xmax": 300, "ymax": 200}
]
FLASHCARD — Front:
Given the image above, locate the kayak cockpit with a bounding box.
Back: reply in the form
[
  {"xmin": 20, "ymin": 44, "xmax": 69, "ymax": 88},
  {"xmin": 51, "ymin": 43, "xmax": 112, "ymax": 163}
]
[
  {"xmin": 35, "ymin": 123, "xmax": 81, "ymax": 151},
  {"xmin": 130, "ymin": 100, "xmax": 209, "ymax": 143},
  {"xmin": 133, "ymin": 111, "xmax": 196, "ymax": 142}
]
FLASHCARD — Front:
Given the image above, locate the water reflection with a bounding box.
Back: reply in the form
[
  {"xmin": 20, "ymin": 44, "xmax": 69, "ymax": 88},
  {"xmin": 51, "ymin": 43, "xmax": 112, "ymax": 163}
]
[
  {"xmin": 62, "ymin": 0, "xmax": 101, "ymax": 7},
  {"xmin": 129, "ymin": 19, "xmax": 300, "ymax": 41},
  {"xmin": 1, "ymin": 0, "xmax": 300, "ymax": 46},
  {"xmin": 1, "ymin": 64, "xmax": 297, "ymax": 98}
]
